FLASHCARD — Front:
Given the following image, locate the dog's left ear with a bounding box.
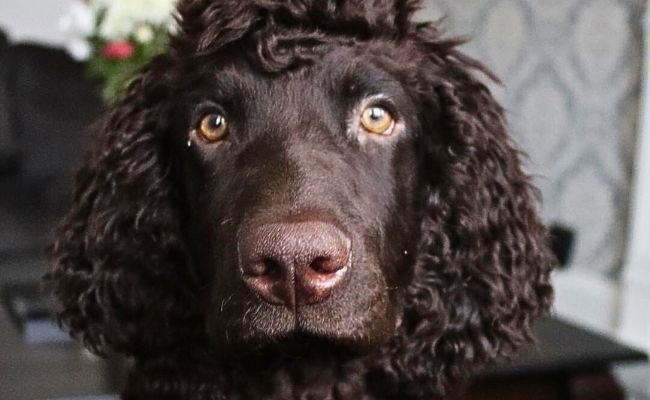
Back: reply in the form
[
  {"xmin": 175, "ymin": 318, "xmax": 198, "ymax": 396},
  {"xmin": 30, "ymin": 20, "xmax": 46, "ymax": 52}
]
[
  {"xmin": 44, "ymin": 56, "xmax": 202, "ymax": 357},
  {"xmin": 376, "ymin": 28, "xmax": 554, "ymax": 397}
]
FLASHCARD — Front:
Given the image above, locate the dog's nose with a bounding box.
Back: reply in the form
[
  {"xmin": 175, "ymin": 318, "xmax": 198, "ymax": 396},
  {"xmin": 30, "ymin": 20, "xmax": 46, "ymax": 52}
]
[{"xmin": 240, "ymin": 221, "xmax": 350, "ymax": 309}]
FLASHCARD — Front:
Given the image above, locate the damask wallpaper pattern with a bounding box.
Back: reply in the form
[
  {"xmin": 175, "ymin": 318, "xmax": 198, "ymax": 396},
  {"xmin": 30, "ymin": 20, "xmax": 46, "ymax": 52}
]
[{"xmin": 421, "ymin": 0, "xmax": 645, "ymax": 277}]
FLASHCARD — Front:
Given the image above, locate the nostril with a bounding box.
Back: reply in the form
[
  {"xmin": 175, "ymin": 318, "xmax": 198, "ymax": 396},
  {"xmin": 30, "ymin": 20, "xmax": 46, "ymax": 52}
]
[
  {"xmin": 242, "ymin": 257, "xmax": 292, "ymax": 306},
  {"xmin": 310, "ymin": 256, "xmax": 328, "ymax": 274},
  {"xmin": 298, "ymin": 251, "xmax": 349, "ymax": 306},
  {"xmin": 309, "ymin": 256, "xmax": 345, "ymax": 274},
  {"xmin": 247, "ymin": 258, "xmax": 283, "ymax": 279},
  {"xmin": 247, "ymin": 261, "xmax": 267, "ymax": 277}
]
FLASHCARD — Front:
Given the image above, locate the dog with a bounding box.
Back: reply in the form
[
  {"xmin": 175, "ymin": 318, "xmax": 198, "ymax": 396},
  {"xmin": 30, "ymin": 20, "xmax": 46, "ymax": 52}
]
[{"xmin": 46, "ymin": 1, "xmax": 554, "ymax": 398}]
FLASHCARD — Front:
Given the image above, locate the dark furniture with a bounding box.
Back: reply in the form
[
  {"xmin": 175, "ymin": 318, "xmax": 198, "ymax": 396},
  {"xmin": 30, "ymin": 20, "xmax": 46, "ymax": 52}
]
[
  {"xmin": 0, "ymin": 32, "xmax": 103, "ymax": 400},
  {"xmin": 0, "ymin": 32, "xmax": 101, "ymax": 257},
  {"xmin": 0, "ymin": 30, "xmax": 18, "ymax": 171},
  {"xmin": 465, "ymin": 317, "xmax": 648, "ymax": 400}
]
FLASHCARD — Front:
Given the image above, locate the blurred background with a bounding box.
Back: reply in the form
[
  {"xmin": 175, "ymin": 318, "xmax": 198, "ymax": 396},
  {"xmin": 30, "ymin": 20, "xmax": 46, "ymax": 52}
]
[{"xmin": 0, "ymin": 0, "xmax": 649, "ymax": 399}]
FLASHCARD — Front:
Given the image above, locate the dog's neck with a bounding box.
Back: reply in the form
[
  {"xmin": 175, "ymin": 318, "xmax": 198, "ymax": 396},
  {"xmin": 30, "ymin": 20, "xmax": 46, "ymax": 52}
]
[{"xmin": 123, "ymin": 351, "xmax": 380, "ymax": 400}]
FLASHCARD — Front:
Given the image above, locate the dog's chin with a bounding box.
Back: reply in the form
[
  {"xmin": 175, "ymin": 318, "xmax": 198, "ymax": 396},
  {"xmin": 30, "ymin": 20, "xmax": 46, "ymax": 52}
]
[
  {"xmin": 216, "ymin": 329, "xmax": 393, "ymax": 361},
  {"xmin": 211, "ymin": 315, "xmax": 398, "ymax": 359}
]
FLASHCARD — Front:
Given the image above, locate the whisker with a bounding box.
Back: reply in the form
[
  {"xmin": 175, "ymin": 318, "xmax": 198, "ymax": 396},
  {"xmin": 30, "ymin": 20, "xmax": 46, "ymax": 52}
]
[{"xmin": 220, "ymin": 294, "xmax": 234, "ymax": 313}]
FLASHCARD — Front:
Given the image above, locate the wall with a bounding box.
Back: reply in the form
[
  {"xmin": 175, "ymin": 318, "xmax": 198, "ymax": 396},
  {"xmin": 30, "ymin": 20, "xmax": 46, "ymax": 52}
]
[
  {"xmin": 419, "ymin": 0, "xmax": 645, "ymax": 334},
  {"xmin": 0, "ymin": 0, "xmax": 72, "ymax": 45}
]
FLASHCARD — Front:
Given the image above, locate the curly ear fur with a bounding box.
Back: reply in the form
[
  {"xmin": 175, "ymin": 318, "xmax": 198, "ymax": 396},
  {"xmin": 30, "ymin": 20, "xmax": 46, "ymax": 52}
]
[
  {"xmin": 45, "ymin": 57, "xmax": 202, "ymax": 357},
  {"xmin": 373, "ymin": 28, "xmax": 554, "ymax": 397}
]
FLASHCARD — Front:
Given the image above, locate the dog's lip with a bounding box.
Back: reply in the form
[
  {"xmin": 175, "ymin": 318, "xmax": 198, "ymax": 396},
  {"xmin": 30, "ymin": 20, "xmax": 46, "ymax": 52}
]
[{"xmin": 275, "ymin": 327, "xmax": 389, "ymax": 356}]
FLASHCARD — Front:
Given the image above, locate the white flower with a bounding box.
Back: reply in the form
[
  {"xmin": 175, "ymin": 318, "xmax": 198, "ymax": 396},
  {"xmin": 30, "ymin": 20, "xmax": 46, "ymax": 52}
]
[
  {"xmin": 58, "ymin": 0, "xmax": 95, "ymax": 61},
  {"xmin": 58, "ymin": 0, "xmax": 95, "ymax": 36},
  {"xmin": 65, "ymin": 37, "xmax": 92, "ymax": 61},
  {"xmin": 58, "ymin": 0, "xmax": 177, "ymax": 61},
  {"xmin": 134, "ymin": 24, "xmax": 155, "ymax": 44},
  {"xmin": 98, "ymin": 0, "xmax": 177, "ymax": 40},
  {"xmin": 90, "ymin": 0, "xmax": 112, "ymax": 12}
]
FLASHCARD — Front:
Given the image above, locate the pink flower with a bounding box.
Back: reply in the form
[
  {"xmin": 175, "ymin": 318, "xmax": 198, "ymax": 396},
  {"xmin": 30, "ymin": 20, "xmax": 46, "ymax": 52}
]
[{"xmin": 102, "ymin": 41, "xmax": 135, "ymax": 60}]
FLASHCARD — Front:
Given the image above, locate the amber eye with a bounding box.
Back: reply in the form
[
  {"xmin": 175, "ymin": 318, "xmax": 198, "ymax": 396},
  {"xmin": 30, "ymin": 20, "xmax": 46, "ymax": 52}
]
[
  {"xmin": 360, "ymin": 106, "xmax": 395, "ymax": 135},
  {"xmin": 197, "ymin": 113, "xmax": 228, "ymax": 142}
]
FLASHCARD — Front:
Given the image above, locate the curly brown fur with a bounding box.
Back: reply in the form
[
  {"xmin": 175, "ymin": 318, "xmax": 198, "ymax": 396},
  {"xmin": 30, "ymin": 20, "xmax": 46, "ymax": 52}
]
[{"xmin": 46, "ymin": 1, "xmax": 553, "ymax": 399}]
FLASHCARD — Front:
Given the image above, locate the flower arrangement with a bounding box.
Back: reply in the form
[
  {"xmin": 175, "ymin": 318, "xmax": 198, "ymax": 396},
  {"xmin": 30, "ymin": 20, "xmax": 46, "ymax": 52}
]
[{"xmin": 59, "ymin": 0, "xmax": 177, "ymax": 102}]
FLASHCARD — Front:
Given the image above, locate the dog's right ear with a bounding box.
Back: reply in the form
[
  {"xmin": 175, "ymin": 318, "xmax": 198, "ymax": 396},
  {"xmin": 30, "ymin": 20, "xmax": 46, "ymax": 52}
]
[
  {"xmin": 371, "ymin": 22, "xmax": 553, "ymax": 398},
  {"xmin": 45, "ymin": 56, "xmax": 202, "ymax": 357}
]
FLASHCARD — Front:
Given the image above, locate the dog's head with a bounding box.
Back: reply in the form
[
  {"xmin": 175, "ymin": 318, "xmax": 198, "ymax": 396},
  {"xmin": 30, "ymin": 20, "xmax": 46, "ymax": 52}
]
[
  {"xmin": 47, "ymin": 0, "xmax": 553, "ymax": 396},
  {"xmin": 179, "ymin": 41, "xmax": 428, "ymax": 354}
]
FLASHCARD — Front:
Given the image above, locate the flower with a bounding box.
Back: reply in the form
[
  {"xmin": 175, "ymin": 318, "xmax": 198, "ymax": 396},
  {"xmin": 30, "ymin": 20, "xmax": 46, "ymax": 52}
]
[
  {"xmin": 65, "ymin": 37, "xmax": 93, "ymax": 61},
  {"xmin": 57, "ymin": 0, "xmax": 177, "ymax": 101},
  {"xmin": 102, "ymin": 41, "xmax": 136, "ymax": 60},
  {"xmin": 134, "ymin": 24, "xmax": 155, "ymax": 44},
  {"xmin": 99, "ymin": 0, "xmax": 177, "ymax": 40},
  {"xmin": 59, "ymin": 0, "xmax": 95, "ymax": 61},
  {"xmin": 58, "ymin": 0, "xmax": 95, "ymax": 36}
]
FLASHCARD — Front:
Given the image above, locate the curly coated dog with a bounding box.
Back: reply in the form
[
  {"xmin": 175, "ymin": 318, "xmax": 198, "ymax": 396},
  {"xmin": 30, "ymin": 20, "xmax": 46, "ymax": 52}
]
[{"xmin": 46, "ymin": 0, "xmax": 554, "ymax": 399}]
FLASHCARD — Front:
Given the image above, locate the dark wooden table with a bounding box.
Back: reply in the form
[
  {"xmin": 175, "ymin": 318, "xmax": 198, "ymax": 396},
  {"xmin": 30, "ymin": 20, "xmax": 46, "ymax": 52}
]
[{"xmin": 465, "ymin": 317, "xmax": 648, "ymax": 400}]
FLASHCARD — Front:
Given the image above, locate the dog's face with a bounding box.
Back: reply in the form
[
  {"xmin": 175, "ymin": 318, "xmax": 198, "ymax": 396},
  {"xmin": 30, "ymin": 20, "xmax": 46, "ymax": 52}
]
[{"xmin": 177, "ymin": 45, "xmax": 423, "ymax": 353}]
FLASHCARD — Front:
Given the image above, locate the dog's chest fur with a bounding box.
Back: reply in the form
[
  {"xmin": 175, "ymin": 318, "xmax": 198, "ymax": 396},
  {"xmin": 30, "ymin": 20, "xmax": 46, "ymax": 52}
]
[{"xmin": 124, "ymin": 355, "xmax": 397, "ymax": 400}]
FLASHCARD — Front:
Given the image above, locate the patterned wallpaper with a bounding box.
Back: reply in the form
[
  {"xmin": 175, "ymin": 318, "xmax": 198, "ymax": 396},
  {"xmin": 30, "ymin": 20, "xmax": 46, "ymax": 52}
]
[{"xmin": 420, "ymin": 0, "xmax": 645, "ymax": 277}]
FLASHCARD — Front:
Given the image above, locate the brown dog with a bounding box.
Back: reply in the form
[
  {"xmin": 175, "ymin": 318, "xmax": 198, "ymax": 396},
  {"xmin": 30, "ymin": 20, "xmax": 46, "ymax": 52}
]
[{"xmin": 46, "ymin": 1, "xmax": 553, "ymax": 398}]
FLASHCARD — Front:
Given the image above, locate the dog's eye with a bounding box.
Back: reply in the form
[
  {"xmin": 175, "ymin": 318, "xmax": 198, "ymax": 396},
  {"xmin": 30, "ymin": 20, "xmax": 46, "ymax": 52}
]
[
  {"xmin": 197, "ymin": 113, "xmax": 228, "ymax": 142},
  {"xmin": 360, "ymin": 106, "xmax": 395, "ymax": 135}
]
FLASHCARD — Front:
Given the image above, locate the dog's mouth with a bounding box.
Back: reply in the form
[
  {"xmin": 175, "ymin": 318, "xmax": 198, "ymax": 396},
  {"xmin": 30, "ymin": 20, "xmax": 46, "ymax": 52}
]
[
  {"xmin": 217, "ymin": 322, "xmax": 387, "ymax": 360},
  {"xmin": 210, "ymin": 268, "xmax": 400, "ymax": 357}
]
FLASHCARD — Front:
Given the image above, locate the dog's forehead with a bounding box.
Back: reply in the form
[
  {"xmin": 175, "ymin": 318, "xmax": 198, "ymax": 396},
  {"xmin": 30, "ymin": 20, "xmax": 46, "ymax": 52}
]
[{"xmin": 199, "ymin": 52, "xmax": 406, "ymax": 118}]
